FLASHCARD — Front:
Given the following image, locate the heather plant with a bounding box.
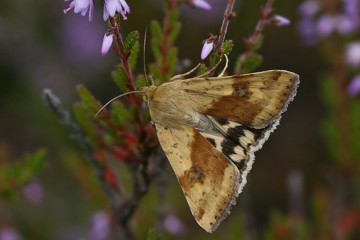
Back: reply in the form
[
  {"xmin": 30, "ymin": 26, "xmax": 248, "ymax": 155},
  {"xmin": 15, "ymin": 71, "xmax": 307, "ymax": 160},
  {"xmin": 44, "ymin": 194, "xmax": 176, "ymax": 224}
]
[
  {"xmin": 4, "ymin": 0, "xmax": 360, "ymax": 239},
  {"xmin": 44, "ymin": 0, "xmax": 292, "ymax": 239}
]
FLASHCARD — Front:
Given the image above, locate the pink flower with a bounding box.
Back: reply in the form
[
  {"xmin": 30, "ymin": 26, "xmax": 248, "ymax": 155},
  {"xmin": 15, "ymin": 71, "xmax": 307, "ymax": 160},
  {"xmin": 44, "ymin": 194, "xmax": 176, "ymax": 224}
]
[
  {"xmin": 347, "ymin": 75, "xmax": 360, "ymax": 97},
  {"xmin": 316, "ymin": 15, "xmax": 336, "ymax": 37},
  {"xmin": 316, "ymin": 15, "xmax": 353, "ymax": 38},
  {"xmin": 0, "ymin": 228, "xmax": 22, "ymax": 240},
  {"xmin": 298, "ymin": 0, "xmax": 320, "ymax": 17},
  {"xmin": 64, "ymin": 0, "xmax": 94, "ymax": 21},
  {"xmin": 346, "ymin": 42, "xmax": 360, "ymax": 67},
  {"xmin": 103, "ymin": 0, "xmax": 130, "ymax": 21},
  {"xmin": 192, "ymin": 0, "xmax": 212, "ymax": 11},
  {"xmin": 335, "ymin": 15, "xmax": 353, "ymax": 35},
  {"xmin": 164, "ymin": 214, "xmax": 186, "ymax": 235},
  {"xmin": 273, "ymin": 15, "xmax": 291, "ymax": 27},
  {"xmin": 89, "ymin": 212, "xmax": 110, "ymax": 240},
  {"xmin": 101, "ymin": 33, "xmax": 114, "ymax": 56},
  {"xmin": 23, "ymin": 181, "xmax": 44, "ymax": 204},
  {"xmin": 200, "ymin": 40, "xmax": 214, "ymax": 60}
]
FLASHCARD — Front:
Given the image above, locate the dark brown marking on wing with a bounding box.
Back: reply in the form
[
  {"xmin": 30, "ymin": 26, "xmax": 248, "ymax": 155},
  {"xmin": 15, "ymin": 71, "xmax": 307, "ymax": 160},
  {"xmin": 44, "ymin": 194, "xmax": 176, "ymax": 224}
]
[
  {"xmin": 205, "ymin": 94, "xmax": 261, "ymax": 125},
  {"xmin": 215, "ymin": 117, "xmax": 230, "ymax": 126},
  {"xmin": 205, "ymin": 72, "xmax": 297, "ymax": 126},
  {"xmin": 195, "ymin": 208, "xmax": 205, "ymax": 221},
  {"xmin": 181, "ymin": 166, "xmax": 205, "ymax": 188},
  {"xmin": 203, "ymin": 76, "xmax": 262, "ymax": 124},
  {"xmin": 272, "ymin": 71, "xmax": 282, "ymax": 81},
  {"xmin": 234, "ymin": 82, "xmax": 252, "ymax": 100},
  {"xmin": 206, "ymin": 137, "xmax": 217, "ymax": 147},
  {"xmin": 178, "ymin": 129, "xmax": 235, "ymax": 224},
  {"xmin": 179, "ymin": 130, "xmax": 228, "ymax": 189}
]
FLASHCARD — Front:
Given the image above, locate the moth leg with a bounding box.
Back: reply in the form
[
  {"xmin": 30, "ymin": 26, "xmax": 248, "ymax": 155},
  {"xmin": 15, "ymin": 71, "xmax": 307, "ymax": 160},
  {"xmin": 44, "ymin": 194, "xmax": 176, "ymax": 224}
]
[
  {"xmin": 217, "ymin": 54, "xmax": 228, "ymax": 77},
  {"xmin": 171, "ymin": 54, "xmax": 228, "ymax": 81},
  {"xmin": 195, "ymin": 58, "xmax": 223, "ymax": 79},
  {"xmin": 192, "ymin": 54, "xmax": 227, "ymax": 79},
  {"xmin": 170, "ymin": 63, "xmax": 201, "ymax": 81}
]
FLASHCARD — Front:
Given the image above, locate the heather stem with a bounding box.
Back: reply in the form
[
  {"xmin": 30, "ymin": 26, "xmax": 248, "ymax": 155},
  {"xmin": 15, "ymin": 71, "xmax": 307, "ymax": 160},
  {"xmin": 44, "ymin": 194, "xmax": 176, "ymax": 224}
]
[
  {"xmin": 235, "ymin": 0, "xmax": 276, "ymax": 73},
  {"xmin": 215, "ymin": 0, "xmax": 236, "ymax": 52},
  {"xmin": 158, "ymin": 0, "xmax": 178, "ymax": 83},
  {"xmin": 109, "ymin": 17, "xmax": 135, "ymax": 91},
  {"xmin": 246, "ymin": 0, "xmax": 275, "ymax": 50}
]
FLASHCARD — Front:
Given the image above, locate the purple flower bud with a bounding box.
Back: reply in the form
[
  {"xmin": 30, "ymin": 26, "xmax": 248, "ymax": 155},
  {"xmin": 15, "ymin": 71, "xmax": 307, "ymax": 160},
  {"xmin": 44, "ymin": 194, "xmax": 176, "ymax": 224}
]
[
  {"xmin": 273, "ymin": 15, "xmax": 291, "ymax": 27},
  {"xmin": 103, "ymin": 0, "xmax": 130, "ymax": 21},
  {"xmin": 200, "ymin": 40, "xmax": 214, "ymax": 60},
  {"xmin": 346, "ymin": 42, "xmax": 360, "ymax": 67},
  {"xmin": 101, "ymin": 33, "xmax": 114, "ymax": 56},
  {"xmin": 64, "ymin": 0, "xmax": 94, "ymax": 21},
  {"xmin": 192, "ymin": 0, "xmax": 212, "ymax": 11},
  {"xmin": 347, "ymin": 74, "xmax": 360, "ymax": 97}
]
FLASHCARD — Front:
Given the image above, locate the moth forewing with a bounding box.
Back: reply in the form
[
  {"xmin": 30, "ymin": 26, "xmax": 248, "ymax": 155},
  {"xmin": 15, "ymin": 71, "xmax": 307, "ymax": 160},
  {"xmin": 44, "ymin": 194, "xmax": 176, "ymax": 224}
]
[
  {"xmin": 155, "ymin": 124, "xmax": 241, "ymax": 233},
  {"xmin": 143, "ymin": 69, "xmax": 299, "ymax": 232},
  {"xmin": 175, "ymin": 70, "xmax": 299, "ymax": 128}
]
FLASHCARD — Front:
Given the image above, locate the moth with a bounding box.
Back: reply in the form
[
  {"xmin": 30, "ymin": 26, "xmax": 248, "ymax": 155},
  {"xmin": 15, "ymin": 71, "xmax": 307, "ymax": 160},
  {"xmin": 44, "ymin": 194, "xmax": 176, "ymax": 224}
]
[{"xmin": 142, "ymin": 67, "xmax": 299, "ymax": 233}]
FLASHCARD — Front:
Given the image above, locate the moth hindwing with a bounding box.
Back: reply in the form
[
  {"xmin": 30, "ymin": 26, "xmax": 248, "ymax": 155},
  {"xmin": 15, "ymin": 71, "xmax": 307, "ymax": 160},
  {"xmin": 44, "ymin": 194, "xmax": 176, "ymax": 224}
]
[{"xmin": 143, "ymin": 70, "xmax": 299, "ymax": 232}]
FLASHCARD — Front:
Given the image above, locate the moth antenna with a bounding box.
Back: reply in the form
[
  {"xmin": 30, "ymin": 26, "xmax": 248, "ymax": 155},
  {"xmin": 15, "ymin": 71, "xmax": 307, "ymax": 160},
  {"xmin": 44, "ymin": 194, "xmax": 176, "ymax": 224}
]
[
  {"xmin": 95, "ymin": 90, "xmax": 144, "ymax": 118},
  {"xmin": 149, "ymin": 75, "xmax": 155, "ymax": 86},
  {"xmin": 170, "ymin": 63, "xmax": 201, "ymax": 81},
  {"xmin": 143, "ymin": 27, "xmax": 149, "ymax": 86},
  {"xmin": 217, "ymin": 54, "xmax": 229, "ymax": 77}
]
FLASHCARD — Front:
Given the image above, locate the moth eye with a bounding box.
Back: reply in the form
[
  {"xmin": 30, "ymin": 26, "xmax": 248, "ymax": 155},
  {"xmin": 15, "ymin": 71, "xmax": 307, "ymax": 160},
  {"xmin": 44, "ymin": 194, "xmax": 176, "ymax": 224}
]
[{"xmin": 142, "ymin": 95, "xmax": 148, "ymax": 102}]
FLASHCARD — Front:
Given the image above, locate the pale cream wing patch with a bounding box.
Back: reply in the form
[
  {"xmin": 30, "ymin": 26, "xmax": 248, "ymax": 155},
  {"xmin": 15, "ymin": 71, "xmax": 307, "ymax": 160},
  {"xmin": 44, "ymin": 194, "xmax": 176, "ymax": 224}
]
[
  {"xmin": 199, "ymin": 116, "xmax": 279, "ymax": 194},
  {"xmin": 155, "ymin": 124, "xmax": 240, "ymax": 233},
  {"xmin": 175, "ymin": 70, "xmax": 299, "ymax": 128}
]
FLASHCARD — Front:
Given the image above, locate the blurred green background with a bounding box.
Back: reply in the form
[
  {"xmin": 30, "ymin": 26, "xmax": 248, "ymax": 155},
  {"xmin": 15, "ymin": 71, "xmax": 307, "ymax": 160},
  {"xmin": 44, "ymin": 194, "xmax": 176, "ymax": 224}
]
[{"xmin": 1, "ymin": 0, "xmax": 360, "ymax": 239}]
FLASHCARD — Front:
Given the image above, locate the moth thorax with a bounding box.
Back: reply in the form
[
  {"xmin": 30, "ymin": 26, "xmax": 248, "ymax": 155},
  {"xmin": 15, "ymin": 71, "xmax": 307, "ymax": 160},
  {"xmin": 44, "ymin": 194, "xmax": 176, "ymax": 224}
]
[{"xmin": 143, "ymin": 86, "xmax": 157, "ymax": 100}]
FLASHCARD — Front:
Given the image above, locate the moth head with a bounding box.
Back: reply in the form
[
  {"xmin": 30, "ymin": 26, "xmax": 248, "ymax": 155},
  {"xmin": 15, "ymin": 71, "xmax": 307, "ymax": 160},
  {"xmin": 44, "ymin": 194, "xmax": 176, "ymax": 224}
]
[{"xmin": 141, "ymin": 86, "xmax": 157, "ymax": 101}]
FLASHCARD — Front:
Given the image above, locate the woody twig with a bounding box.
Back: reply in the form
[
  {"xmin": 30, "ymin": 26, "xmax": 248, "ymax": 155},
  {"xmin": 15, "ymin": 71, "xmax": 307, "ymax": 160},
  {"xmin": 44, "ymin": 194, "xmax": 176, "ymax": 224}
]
[{"xmin": 215, "ymin": 0, "xmax": 237, "ymax": 53}]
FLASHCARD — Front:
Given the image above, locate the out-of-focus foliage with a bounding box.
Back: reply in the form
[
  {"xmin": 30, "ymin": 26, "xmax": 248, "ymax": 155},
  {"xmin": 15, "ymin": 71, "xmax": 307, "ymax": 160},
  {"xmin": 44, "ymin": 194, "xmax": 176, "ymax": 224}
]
[{"xmin": 0, "ymin": 149, "xmax": 45, "ymax": 201}]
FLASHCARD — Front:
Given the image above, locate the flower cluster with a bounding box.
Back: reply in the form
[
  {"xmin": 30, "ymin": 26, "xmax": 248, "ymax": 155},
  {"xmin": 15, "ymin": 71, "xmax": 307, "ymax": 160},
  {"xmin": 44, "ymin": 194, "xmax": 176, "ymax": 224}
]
[
  {"xmin": 200, "ymin": 10, "xmax": 291, "ymax": 60},
  {"xmin": 103, "ymin": 0, "xmax": 130, "ymax": 21},
  {"xmin": 64, "ymin": 0, "xmax": 214, "ymax": 56},
  {"xmin": 64, "ymin": 0, "xmax": 130, "ymax": 55},
  {"xmin": 298, "ymin": 0, "xmax": 360, "ymax": 96},
  {"xmin": 64, "ymin": 0, "xmax": 129, "ymax": 21},
  {"xmin": 64, "ymin": 0, "xmax": 94, "ymax": 21},
  {"xmin": 297, "ymin": 0, "xmax": 360, "ymax": 44}
]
